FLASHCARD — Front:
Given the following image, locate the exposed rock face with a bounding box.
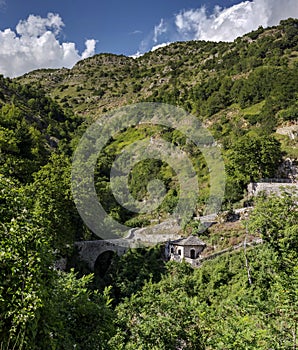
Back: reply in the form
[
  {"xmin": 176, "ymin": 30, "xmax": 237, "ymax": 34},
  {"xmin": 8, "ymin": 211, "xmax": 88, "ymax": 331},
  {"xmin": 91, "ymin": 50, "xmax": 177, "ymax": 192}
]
[
  {"xmin": 276, "ymin": 124, "xmax": 298, "ymax": 140},
  {"xmin": 276, "ymin": 158, "xmax": 298, "ymax": 182}
]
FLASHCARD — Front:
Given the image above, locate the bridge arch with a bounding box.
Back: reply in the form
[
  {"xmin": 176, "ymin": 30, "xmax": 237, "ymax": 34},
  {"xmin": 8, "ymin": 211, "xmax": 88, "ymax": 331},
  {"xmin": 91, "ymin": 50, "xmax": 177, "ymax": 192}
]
[
  {"xmin": 94, "ymin": 250, "xmax": 116, "ymax": 277},
  {"xmin": 75, "ymin": 240, "xmax": 129, "ymax": 271}
]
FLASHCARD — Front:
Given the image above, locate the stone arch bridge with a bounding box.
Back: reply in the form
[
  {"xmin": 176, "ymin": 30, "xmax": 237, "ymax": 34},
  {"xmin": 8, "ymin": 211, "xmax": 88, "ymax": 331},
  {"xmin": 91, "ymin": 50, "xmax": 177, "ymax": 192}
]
[
  {"xmin": 75, "ymin": 239, "xmax": 134, "ymax": 271},
  {"xmin": 74, "ymin": 216, "xmax": 221, "ymax": 271},
  {"xmin": 75, "ymin": 220, "xmax": 184, "ymax": 271}
]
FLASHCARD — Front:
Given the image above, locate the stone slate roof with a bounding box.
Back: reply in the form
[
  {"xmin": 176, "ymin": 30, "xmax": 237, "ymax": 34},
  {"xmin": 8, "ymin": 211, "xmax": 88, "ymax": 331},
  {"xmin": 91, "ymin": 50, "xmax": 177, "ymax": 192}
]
[{"xmin": 171, "ymin": 236, "xmax": 206, "ymax": 247}]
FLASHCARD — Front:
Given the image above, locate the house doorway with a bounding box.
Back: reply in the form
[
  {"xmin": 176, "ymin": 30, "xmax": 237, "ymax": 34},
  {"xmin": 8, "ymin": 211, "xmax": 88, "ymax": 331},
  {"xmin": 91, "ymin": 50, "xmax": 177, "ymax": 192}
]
[{"xmin": 190, "ymin": 249, "xmax": 196, "ymax": 259}]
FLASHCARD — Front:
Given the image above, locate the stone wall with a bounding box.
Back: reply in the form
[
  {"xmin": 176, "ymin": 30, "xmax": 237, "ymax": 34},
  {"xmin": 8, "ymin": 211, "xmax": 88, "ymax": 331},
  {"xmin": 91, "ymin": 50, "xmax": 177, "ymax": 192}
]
[
  {"xmin": 130, "ymin": 219, "xmax": 182, "ymax": 244},
  {"xmin": 248, "ymin": 181, "xmax": 298, "ymax": 197}
]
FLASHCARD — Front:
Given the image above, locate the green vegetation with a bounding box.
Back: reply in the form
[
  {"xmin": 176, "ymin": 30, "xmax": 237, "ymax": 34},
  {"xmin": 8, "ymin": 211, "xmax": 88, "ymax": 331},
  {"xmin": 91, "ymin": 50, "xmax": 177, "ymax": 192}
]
[
  {"xmin": 0, "ymin": 18, "xmax": 297, "ymax": 348},
  {"xmin": 106, "ymin": 191, "xmax": 298, "ymax": 350}
]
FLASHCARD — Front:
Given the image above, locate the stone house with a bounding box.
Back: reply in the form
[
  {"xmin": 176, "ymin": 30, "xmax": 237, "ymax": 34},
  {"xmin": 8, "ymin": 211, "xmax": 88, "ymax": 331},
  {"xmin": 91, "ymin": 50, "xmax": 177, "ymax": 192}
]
[{"xmin": 167, "ymin": 236, "xmax": 206, "ymax": 267}]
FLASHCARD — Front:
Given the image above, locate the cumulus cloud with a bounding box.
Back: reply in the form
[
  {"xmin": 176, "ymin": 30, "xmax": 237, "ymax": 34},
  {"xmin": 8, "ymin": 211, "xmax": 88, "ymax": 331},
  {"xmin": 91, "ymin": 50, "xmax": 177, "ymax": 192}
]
[
  {"xmin": 81, "ymin": 39, "xmax": 97, "ymax": 59},
  {"xmin": 16, "ymin": 12, "xmax": 64, "ymax": 37},
  {"xmin": 142, "ymin": 0, "xmax": 298, "ymax": 53},
  {"xmin": 0, "ymin": 13, "xmax": 97, "ymax": 77}
]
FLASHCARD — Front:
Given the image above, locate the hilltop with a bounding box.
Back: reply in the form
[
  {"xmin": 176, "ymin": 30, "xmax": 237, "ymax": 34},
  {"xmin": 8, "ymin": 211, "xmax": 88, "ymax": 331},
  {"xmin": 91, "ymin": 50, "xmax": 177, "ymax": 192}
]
[{"xmin": 17, "ymin": 18, "xmax": 298, "ymax": 124}]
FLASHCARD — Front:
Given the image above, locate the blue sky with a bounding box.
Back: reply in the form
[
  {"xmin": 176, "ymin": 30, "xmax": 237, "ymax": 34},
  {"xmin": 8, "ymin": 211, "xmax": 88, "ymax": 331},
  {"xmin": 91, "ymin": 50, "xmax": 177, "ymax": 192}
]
[
  {"xmin": 0, "ymin": 0, "xmax": 298, "ymax": 77},
  {"xmin": 0, "ymin": 0, "xmax": 242, "ymax": 55}
]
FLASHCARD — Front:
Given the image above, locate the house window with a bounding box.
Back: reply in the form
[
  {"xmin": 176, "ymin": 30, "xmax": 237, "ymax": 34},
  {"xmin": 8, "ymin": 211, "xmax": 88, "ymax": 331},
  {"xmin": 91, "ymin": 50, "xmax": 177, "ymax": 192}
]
[
  {"xmin": 178, "ymin": 249, "xmax": 181, "ymax": 256},
  {"xmin": 190, "ymin": 249, "xmax": 196, "ymax": 259},
  {"xmin": 170, "ymin": 247, "xmax": 174, "ymax": 254}
]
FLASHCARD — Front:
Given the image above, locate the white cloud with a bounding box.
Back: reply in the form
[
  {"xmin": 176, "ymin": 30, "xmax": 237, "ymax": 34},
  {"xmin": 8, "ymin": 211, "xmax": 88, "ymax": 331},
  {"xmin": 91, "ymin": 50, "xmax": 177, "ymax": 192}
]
[
  {"xmin": 153, "ymin": 19, "xmax": 167, "ymax": 43},
  {"xmin": 145, "ymin": 0, "xmax": 298, "ymax": 52},
  {"xmin": 130, "ymin": 51, "xmax": 143, "ymax": 59},
  {"xmin": 81, "ymin": 39, "xmax": 97, "ymax": 59},
  {"xmin": 151, "ymin": 42, "xmax": 172, "ymax": 51},
  {"xmin": 0, "ymin": 13, "xmax": 97, "ymax": 77},
  {"xmin": 130, "ymin": 30, "xmax": 143, "ymax": 35},
  {"xmin": 174, "ymin": 0, "xmax": 267, "ymax": 42},
  {"xmin": 131, "ymin": 42, "xmax": 171, "ymax": 58},
  {"xmin": 175, "ymin": 7, "xmax": 208, "ymax": 40},
  {"xmin": 16, "ymin": 13, "xmax": 64, "ymax": 37}
]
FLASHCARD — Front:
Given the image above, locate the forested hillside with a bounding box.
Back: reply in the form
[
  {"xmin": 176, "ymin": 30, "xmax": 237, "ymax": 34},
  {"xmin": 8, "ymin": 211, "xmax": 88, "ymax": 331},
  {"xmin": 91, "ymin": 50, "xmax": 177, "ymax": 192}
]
[
  {"xmin": 0, "ymin": 18, "xmax": 297, "ymax": 349},
  {"xmin": 18, "ymin": 18, "xmax": 298, "ymax": 208}
]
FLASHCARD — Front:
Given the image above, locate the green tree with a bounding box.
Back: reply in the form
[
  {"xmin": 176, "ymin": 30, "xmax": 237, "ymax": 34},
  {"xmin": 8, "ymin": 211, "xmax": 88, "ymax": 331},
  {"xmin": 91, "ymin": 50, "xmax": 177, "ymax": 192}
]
[
  {"xmin": 248, "ymin": 190, "xmax": 298, "ymax": 253},
  {"xmin": 31, "ymin": 153, "xmax": 85, "ymax": 252},
  {"xmin": 248, "ymin": 190, "xmax": 298, "ymax": 348},
  {"xmin": 226, "ymin": 134, "xmax": 283, "ymax": 184},
  {"xmin": 33, "ymin": 272, "xmax": 115, "ymax": 350},
  {"xmin": 0, "ymin": 175, "xmax": 51, "ymax": 348},
  {"xmin": 109, "ymin": 262, "xmax": 204, "ymax": 350},
  {"xmin": 99, "ymin": 246, "xmax": 166, "ymax": 303},
  {"xmin": 0, "ymin": 175, "xmax": 116, "ymax": 349}
]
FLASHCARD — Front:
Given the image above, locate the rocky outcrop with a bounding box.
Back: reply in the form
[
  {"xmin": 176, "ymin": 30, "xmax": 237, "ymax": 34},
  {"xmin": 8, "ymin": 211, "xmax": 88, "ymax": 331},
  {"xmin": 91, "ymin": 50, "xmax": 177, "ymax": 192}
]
[
  {"xmin": 276, "ymin": 158, "xmax": 298, "ymax": 182},
  {"xmin": 276, "ymin": 124, "xmax": 298, "ymax": 140}
]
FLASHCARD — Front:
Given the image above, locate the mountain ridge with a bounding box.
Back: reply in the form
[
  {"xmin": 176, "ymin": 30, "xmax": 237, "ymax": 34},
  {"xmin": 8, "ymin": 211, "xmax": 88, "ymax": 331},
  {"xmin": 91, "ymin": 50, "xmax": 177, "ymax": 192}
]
[{"xmin": 15, "ymin": 18, "xmax": 298, "ymax": 127}]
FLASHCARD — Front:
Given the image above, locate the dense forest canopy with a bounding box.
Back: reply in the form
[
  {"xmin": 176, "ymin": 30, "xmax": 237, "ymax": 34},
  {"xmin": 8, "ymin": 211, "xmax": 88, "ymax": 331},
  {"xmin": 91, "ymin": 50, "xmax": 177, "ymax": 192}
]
[{"xmin": 0, "ymin": 18, "xmax": 297, "ymax": 349}]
